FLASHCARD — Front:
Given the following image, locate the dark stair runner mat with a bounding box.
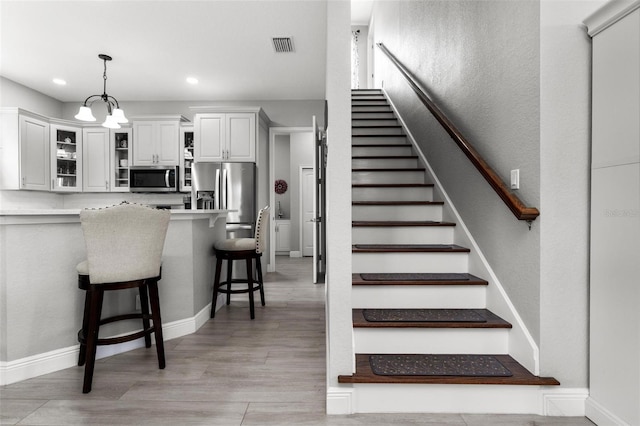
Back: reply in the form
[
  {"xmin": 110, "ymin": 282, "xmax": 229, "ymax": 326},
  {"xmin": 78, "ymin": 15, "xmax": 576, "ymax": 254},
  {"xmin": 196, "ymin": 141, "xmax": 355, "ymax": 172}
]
[
  {"xmin": 369, "ymin": 354, "xmax": 513, "ymax": 377},
  {"xmin": 360, "ymin": 273, "xmax": 470, "ymax": 281},
  {"xmin": 362, "ymin": 309, "xmax": 486, "ymax": 323}
]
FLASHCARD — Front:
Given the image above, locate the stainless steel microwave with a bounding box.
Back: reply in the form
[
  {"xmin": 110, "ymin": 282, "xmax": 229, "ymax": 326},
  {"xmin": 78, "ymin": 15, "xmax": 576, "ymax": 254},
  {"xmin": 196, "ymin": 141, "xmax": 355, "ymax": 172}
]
[{"xmin": 129, "ymin": 166, "xmax": 178, "ymax": 192}]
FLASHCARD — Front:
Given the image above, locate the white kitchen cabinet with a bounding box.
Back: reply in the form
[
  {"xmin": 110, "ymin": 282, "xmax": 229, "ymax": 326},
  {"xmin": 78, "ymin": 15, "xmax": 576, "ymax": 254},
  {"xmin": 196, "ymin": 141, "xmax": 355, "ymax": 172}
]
[
  {"xmin": 275, "ymin": 219, "xmax": 291, "ymax": 253},
  {"xmin": 111, "ymin": 127, "xmax": 131, "ymax": 192},
  {"xmin": 82, "ymin": 127, "xmax": 110, "ymax": 192},
  {"xmin": 20, "ymin": 114, "xmax": 50, "ymax": 191},
  {"xmin": 132, "ymin": 116, "xmax": 187, "ymax": 166},
  {"xmin": 50, "ymin": 122, "xmax": 82, "ymax": 192},
  {"xmin": 194, "ymin": 112, "xmax": 256, "ymax": 162}
]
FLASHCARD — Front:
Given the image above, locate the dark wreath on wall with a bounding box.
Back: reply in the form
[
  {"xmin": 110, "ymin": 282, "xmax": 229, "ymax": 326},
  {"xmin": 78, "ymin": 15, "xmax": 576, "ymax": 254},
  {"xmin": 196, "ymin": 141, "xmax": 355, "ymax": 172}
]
[{"xmin": 274, "ymin": 179, "xmax": 288, "ymax": 195}]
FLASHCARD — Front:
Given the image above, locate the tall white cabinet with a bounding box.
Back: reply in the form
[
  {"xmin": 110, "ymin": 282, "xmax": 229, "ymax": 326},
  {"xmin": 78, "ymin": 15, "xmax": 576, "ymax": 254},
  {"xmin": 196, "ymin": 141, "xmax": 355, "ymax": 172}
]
[{"xmin": 584, "ymin": 2, "xmax": 640, "ymax": 425}]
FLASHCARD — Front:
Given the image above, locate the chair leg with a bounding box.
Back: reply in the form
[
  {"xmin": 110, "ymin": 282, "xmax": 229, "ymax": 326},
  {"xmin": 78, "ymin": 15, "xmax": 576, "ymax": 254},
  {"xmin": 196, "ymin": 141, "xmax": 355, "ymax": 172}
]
[
  {"xmin": 139, "ymin": 285, "xmax": 152, "ymax": 348},
  {"xmin": 256, "ymin": 256, "xmax": 265, "ymax": 307},
  {"xmin": 147, "ymin": 280, "xmax": 166, "ymax": 370},
  {"xmin": 226, "ymin": 258, "xmax": 233, "ymax": 305},
  {"xmin": 246, "ymin": 258, "xmax": 255, "ymax": 319},
  {"xmin": 83, "ymin": 287, "xmax": 104, "ymax": 394},
  {"xmin": 78, "ymin": 291, "xmax": 91, "ymax": 366},
  {"xmin": 211, "ymin": 256, "xmax": 223, "ymax": 318}
]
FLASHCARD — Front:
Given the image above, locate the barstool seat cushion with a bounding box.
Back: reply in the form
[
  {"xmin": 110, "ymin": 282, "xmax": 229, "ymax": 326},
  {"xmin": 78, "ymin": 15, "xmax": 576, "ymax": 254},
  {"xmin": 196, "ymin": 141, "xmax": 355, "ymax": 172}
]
[
  {"xmin": 214, "ymin": 238, "xmax": 256, "ymax": 252},
  {"xmin": 76, "ymin": 260, "xmax": 89, "ymax": 275}
]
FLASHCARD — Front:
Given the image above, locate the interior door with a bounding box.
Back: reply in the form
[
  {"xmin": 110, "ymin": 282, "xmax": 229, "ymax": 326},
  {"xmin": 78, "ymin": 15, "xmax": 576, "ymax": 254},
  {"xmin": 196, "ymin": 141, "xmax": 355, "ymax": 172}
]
[
  {"xmin": 312, "ymin": 115, "xmax": 326, "ymax": 284},
  {"xmin": 302, "ymin": 167, "xmax": 315, "ymax": 258}
]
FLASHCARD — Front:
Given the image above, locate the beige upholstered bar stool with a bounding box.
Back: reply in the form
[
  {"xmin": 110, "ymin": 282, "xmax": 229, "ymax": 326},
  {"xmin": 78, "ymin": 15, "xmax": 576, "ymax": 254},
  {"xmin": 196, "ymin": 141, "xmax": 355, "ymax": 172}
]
[
  {"xmin": 76, "ymin": 203, "xmax": 170, "ymax": 393},
  {"xmin": 211, "ymin": 206, "xmax": 269, "ymax": 320}
]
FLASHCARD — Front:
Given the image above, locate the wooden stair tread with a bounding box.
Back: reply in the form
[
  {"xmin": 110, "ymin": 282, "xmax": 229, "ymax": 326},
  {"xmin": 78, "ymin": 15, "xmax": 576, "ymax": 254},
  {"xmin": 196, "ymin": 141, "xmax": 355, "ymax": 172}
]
[
  {"xmin": 352, "ymin": 273, "xmax": 488, "ymax": 286},
  {"xmin": 352, "ymin": 220, "xmax": 454, "ymax": 227},
  {"xmin": 352, "ymin": 244, "xmax": 470, "ymax": 253},
  {"xmin": 352, "ymin": 183, "xmax": 434, "ymax": 188},
  {"xmin": 338, "ymin": 354, "xmax": 560, "ymax": 386},
  {"xmin": 352, "ymin": 309, "xmax": 511, "ymax": 329},
  {"xmin": 352, "ymin": 201, "xmax": 443, "ymax": 206}
]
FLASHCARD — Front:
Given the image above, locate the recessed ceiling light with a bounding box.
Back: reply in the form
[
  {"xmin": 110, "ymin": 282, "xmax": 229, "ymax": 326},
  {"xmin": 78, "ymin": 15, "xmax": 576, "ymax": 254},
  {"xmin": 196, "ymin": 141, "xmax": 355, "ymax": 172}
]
[
  {"xmin": 53, "ymin": 78, "xmax": 67, "ymax": 86},
  {"xmin": 186, "ymin": 77, "xmax": 198, "ymax": 85}
]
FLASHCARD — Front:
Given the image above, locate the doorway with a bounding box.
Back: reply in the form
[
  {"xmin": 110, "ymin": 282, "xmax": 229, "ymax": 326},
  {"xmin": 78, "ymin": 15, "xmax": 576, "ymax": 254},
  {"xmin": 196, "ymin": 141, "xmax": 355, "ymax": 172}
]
[{"xmin": 268, "ymin": 126, "xmax": 314, "ymax": 273}]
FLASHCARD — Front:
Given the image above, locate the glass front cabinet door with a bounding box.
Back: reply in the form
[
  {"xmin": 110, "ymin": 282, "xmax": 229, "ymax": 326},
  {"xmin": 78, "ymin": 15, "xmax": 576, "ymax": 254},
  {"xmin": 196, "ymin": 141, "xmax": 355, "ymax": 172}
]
[
  {"xmin": 111, "ymin": 127, "xmax": 131, "ymax": 192},
  {"xmin": 50, "ymin": 123, "xmax": 82, "ymax": 191},
  {"xmin": 180, "ymin": 124, "xmax": 194, "ymax": 192}
]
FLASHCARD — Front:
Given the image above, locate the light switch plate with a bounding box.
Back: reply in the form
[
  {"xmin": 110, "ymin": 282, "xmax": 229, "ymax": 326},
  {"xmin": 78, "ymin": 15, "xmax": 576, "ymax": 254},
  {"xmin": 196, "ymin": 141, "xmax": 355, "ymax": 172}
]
[{"xmin": 510, "ymin": 169, "xmax": 520, "ymax": 190}]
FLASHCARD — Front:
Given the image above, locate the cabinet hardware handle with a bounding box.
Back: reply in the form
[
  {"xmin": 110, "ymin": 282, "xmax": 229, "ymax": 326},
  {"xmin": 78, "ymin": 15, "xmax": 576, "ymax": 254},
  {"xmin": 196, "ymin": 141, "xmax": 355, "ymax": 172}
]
[
  {"xmin": 22, "ymin": 176, "xmax": 25, "ymax": 187},
  {"xmin": 52, "ymin": 179, "xmax": 55, "ymax": 190},
  {"xmin": 105, "ymin": 180, "xmax": 109, "ymax": 190}
]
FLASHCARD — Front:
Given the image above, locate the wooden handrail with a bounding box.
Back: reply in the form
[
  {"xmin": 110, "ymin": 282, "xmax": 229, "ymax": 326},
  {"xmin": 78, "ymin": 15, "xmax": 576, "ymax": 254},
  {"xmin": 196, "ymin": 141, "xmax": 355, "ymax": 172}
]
[{"xmin": 376, "ymin": 43, "xmax": 539, "ymax": 222}]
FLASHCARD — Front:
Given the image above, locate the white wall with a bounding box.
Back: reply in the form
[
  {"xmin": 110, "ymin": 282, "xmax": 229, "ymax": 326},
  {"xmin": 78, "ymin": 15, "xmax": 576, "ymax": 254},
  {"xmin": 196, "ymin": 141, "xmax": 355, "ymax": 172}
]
[
  {"xmin": 289, "ymin": 132, "xmax": 314, "ymax": 253},
  {"xmin": 0, "ymin": 77, "xmax": 63, "ymax": 118},
  {"xmin": 351, "ymin": 25, "xmax": 369, "ymax": 89},
  {"xmin": 274, "ymin": 134, "xmax": 291, "ymax": 220},
  {"xmin": 540, "ymin": 0, "xmax": 606, "ymax": 390},
  {"xmin": 325, "ymin": 0, "xmax": 352, "ymax": 403},
  {"xmin": 371, "ymin": 0, "xmax": 542, "ymax": 340}
]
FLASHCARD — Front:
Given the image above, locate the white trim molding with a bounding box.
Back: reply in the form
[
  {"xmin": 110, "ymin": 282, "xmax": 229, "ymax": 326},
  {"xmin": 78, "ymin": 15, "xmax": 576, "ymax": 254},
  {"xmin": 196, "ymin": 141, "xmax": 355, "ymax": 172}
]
[
  {"xmin": 543, "ymin": 388, "xmax": 590, "ymax": 417},
  {"xmin": 586, "ymin": 396, "xmax": 631, "ymax": 426},
  {"xmin": 326, "ymin": 387, "xmax": 354, "ymax": 414},
  {"xmin": 583, "ymin": 0, "xmax": 640, "ymax": 36},
  {"xmin": 0, "ymin": 303, "xmax": 213, "ymax": 386}
]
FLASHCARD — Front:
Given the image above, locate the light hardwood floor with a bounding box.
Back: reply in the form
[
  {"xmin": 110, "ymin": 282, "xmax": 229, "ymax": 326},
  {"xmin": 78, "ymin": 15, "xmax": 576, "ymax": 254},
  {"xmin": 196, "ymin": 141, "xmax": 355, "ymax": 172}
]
[{"xmin": 1, "ymin": 257, "xmax": 594, "ymax": 425}]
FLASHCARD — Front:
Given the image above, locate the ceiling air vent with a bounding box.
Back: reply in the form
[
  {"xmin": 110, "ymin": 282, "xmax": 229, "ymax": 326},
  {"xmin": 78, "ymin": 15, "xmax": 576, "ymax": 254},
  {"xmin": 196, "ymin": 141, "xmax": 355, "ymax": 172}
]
[{"xmin": 272, "ymin": 37, "xmax": 294, "ymax": 53}]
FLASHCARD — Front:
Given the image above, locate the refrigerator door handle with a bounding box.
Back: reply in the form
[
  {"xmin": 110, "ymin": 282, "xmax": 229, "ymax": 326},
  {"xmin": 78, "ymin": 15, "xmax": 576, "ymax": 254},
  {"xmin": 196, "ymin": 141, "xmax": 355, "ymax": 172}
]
[
  {"xmin": 222, "ymin": 168, "xmax": 228, "ymax": 210},
  {"xmin": 215, "ymin": 168, "xmax": 221, "ymax": 210}
]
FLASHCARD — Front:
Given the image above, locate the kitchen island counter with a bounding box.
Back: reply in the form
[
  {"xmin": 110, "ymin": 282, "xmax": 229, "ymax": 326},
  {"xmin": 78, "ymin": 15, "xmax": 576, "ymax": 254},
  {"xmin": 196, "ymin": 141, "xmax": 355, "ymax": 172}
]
[{"xmin": 0, "ymin": 208, "xmax": 230, "ymax": 385}]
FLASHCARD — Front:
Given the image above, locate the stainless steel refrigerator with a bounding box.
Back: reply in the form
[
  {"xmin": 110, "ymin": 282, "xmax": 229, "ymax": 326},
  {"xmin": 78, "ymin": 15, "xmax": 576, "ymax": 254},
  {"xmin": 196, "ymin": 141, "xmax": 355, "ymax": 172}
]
[{"xmin": 191, "ymin": 162, "xmax": 256, "ymax": 238}]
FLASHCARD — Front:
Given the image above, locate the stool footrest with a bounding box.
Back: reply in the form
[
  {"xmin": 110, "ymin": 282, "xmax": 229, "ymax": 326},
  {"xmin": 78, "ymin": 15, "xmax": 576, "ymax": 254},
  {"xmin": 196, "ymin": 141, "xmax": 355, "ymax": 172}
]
[{"xmin": 217, "ymin": 280, "xmax": 263, "ymax": 294}]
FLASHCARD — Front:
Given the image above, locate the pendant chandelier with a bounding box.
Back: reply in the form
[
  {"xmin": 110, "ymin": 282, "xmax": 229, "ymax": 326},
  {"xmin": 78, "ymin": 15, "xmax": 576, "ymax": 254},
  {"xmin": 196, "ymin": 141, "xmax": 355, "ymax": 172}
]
[{"xmin": 75, "ymin": 54, "xmax": 128, "ymax": 129}]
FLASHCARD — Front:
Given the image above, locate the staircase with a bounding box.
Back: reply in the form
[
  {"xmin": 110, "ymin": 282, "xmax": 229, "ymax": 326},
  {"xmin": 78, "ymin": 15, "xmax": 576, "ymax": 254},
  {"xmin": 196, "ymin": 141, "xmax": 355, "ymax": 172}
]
[{"xmin": 338, "ymin": 89, "xmax": 558, "ymax": 414}]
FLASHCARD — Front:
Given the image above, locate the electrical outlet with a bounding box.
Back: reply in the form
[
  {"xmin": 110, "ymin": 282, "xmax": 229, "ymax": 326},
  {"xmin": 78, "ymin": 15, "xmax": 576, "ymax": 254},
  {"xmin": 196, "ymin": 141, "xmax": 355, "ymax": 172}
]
[
  {"xmin": 510, "ymin": 169, "xmax": 520, "ymax": 190},
  {"xmin": 135, "ymin": 295, "xmax": 141, "ymax": 311}
]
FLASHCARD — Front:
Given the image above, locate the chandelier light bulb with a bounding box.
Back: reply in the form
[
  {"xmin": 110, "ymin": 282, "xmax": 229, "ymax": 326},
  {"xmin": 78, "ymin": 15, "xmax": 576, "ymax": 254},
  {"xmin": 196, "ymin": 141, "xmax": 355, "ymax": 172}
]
[{"xmin": 75, "ymin": 106, "xmax": 96, "ymax": 122}]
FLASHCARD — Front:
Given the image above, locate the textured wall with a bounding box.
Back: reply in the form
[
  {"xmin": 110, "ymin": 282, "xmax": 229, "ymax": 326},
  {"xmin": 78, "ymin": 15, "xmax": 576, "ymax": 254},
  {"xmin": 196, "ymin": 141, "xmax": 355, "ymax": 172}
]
[{"xmin": 372, "ymin": 0, "xmax": 542, "ymax": 340}]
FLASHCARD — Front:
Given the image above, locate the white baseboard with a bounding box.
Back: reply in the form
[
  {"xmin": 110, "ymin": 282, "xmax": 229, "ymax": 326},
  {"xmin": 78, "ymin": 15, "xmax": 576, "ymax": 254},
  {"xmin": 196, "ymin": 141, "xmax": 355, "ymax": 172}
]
[
  {"xmin": 0, "ymin": 303, "xmax": 213, "ymax": 386},
  {"xmin": 586, "ymin": 396, "xmax": 630, "ymax": 426},
  {"xmin": 543, "ymin": 388, "xmax": 589, "ymax": 416},
  {"xmin": 326, "ymin": 387, "xmax": 354, "ymax": 414}
]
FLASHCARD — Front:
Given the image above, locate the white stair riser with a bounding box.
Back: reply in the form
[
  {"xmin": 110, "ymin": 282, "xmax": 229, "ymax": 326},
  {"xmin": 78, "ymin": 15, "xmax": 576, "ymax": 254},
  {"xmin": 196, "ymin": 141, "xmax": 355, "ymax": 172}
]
[
  {"xmin": 352, "ymin": 100, "xmax": 388, "ymax": 106},
  {"xmin": 352, "ymin": 112, "xmax": 396, "ymax": 120},
  {"xmin": 349, "ymin": 385, "xmax": 542, "ymax": 414},
  {"xmin": 352, "ymin": 146, "xmax": 413, "ymax": 156},
  {"xmin": 352, "ymin": 204, "xmax": 442, "ymax": 221},
  {"xmin": 353, "ymin": 127, "xmax": 404, "ymax": 136},
  {"xmin": 352, "ymin": 285, "xmax": 484, "ymax": 308},
  {"xmin": 352, "ymin": 186, "xmax": 434, "ymax": 202},
  {"xmin": 352, "ymin": 226, "xmax": 454, "ymax": 245},
  {"xmin": 353, "ymin": 328, "xmax": 509, "ymax": 354},
  {"xmin": 352, "ymin": 106, "xmax": 392, "ymax": 113},
  {"xmin": 352, "ymin": 119, "xmax": 399, "ymax": 127},
  {"xmin": 352, "ymin": 171, "xmax": 425, "ymax": 185},
  {"xmin": 352, "ymin": 158, "xmax": 418, "ymax": 169},
  {"xmin": 352, "ymin": 252, "xmax": 468, "ymax": 273},
  {"xmin": 352, "ymin": 136, "xmax": 409, "ymax": 146}
]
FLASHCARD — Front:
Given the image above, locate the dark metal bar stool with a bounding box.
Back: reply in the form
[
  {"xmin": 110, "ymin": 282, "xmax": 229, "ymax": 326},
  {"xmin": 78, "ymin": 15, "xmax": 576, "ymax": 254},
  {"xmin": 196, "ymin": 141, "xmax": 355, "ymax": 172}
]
[
  {"xmin": 211, "ymin": 206, "xmax": 269, "ymax": 319},
  {"xmin": 76, "ymin": 203, "xmax": 170, "ymax": 393}
]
